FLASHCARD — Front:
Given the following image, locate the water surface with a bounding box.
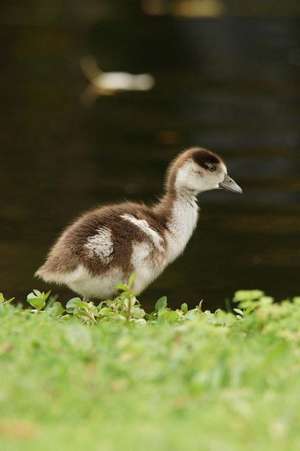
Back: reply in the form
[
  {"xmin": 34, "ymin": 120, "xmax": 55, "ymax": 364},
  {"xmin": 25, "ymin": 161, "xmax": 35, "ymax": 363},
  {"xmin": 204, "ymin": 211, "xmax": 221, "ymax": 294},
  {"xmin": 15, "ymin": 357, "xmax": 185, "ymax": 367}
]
[{"xmin": 1, "ymin": 14, "xmax": 300, "ymax": 309}]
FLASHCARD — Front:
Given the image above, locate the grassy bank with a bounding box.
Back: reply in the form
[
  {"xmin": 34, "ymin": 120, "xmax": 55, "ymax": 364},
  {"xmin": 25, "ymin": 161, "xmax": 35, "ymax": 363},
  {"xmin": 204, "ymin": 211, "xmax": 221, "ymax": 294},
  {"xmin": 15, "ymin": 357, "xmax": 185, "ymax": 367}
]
[{"xmin": 0, "ymin": 289, "xmax": 300, "ymax": 450}]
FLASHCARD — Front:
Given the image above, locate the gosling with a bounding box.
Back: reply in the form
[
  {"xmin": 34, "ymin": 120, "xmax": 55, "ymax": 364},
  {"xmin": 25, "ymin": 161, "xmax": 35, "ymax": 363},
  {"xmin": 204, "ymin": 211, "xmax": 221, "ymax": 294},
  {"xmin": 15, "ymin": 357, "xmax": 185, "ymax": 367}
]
[{"xmin": 36, "ymin": 147, "xmax": 242, "ymax": 299}]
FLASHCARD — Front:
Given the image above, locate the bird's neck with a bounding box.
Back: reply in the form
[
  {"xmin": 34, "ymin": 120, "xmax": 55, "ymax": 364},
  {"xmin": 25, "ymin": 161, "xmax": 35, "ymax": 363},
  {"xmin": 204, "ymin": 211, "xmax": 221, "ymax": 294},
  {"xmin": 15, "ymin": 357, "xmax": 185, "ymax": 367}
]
[{"xmin": 154, "ymin": 190, "xmax": 199, "ymax": 263}]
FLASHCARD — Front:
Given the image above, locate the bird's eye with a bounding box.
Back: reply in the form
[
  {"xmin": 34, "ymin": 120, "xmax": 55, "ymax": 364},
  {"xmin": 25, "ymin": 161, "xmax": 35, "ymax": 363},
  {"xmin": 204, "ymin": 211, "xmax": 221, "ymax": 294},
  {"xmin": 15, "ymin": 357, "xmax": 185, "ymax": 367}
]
[{"xmin": 206, "ymin": 163, "xmax": 216, "ymax": 172}]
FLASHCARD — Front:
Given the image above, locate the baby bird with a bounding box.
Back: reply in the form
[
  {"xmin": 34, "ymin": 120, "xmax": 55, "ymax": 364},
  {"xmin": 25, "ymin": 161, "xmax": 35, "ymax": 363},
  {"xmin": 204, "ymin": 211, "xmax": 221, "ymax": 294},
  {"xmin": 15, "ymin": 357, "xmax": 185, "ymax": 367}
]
[{"xmin": 36, "ymin": 148, "xmax": 242, "ymax": 299}]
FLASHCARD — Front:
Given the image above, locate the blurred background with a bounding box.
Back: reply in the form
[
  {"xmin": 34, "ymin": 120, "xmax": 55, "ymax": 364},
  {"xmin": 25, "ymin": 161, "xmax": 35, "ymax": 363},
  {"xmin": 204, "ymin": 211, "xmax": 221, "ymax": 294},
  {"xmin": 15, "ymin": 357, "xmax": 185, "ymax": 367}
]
[{"xmin": 1, "ymin": 0, "xmax": 300, "ymax": 310}]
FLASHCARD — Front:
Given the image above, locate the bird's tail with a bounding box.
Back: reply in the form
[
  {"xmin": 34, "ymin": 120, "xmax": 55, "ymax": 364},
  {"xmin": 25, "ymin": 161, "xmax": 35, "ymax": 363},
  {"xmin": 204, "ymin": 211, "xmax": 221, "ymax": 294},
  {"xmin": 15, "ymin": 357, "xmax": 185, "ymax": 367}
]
[{"xmin": 80, "ymin": 56, "xmax": 103, "ymax": 83}]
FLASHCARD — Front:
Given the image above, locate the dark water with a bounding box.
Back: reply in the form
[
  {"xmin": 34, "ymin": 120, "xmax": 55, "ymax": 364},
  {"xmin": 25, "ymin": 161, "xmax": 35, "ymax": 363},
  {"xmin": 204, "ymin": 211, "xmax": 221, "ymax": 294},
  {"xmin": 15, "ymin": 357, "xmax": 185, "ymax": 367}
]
[{"xmin": 1, "ymin": 11, "xmax": 300, "ymax": 309}]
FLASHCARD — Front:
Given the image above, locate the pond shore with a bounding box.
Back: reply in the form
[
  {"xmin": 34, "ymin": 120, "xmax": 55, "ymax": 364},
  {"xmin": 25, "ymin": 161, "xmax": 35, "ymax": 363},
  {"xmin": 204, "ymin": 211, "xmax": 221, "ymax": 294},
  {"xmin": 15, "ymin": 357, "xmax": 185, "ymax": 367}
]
[{"xmin": 0, "ymin": 290, "xmax": 300, "ymax": 450}]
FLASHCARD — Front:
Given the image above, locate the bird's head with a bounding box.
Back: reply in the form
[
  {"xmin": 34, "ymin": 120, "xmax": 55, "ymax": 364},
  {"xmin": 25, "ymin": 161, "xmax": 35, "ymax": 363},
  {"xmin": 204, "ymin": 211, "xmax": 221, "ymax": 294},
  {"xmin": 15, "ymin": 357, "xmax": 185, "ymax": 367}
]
[{"xmin": 166, "ymin": 147, "xmax": 242, "ymax": 196}]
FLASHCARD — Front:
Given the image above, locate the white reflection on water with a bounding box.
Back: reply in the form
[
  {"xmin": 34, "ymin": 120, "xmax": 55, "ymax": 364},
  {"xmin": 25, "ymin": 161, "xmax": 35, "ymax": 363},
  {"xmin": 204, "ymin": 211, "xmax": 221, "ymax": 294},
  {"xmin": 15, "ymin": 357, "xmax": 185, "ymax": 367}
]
[{"xmin": 142, "ymin": 0, "xmax": 225, "ymax": 17}]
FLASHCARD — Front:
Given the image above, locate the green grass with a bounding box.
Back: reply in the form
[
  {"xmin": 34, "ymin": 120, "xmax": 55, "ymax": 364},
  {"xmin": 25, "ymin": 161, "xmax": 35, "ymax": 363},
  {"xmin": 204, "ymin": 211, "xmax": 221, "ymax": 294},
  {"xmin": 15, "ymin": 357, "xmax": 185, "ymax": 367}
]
[{"xmin": 0, "ymin": 289, "xmax": 300, "ymax": 451}]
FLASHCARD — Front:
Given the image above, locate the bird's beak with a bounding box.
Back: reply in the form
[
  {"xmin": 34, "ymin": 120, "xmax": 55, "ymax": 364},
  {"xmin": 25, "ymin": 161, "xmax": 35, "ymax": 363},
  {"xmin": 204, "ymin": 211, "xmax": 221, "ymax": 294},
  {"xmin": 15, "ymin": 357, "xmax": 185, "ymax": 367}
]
[{"xmin": 219, "ymin": 174, "xmax": 243, "ymax": 194}]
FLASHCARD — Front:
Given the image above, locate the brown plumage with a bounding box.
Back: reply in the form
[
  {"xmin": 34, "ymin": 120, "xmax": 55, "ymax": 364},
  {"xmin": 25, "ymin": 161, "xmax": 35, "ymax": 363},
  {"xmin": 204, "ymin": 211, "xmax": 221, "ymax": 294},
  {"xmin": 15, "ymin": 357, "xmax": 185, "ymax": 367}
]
[
  {"xmin": 37, "ymin": 203, "xmax": 167, "ymax": 277},
  {"xmin": 36, "ymin": 147, "xmax": 242, "ymax": 299}
]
